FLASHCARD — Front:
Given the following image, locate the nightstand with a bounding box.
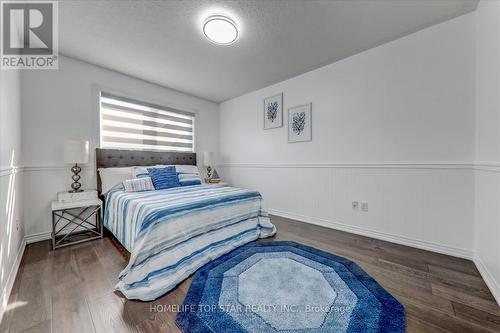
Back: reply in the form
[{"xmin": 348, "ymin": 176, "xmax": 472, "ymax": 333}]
[{"xmin": 51, "ymin": 199, "xmax": 103, "ymax": 250}]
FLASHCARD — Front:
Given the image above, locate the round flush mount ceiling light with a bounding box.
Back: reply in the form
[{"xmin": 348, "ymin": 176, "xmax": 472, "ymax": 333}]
[{"xmin": 203, "ymin": 15, "xmax": 238, "ymax": 45}]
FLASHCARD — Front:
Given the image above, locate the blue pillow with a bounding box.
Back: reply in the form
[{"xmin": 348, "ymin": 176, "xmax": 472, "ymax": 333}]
[{"xmin": 147, "ymin": 166, "xmax": 180, "ymax": 190}]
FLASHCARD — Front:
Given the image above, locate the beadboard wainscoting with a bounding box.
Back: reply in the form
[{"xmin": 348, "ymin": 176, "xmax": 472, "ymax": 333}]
[
  {"xmin": 22, "ymin": 165, "xmax": 95, "ymax": 239},
  {"xmin": 0, "ymin": 238, "xmax": 25, "ymax": 325},
  {"xmin": 219, "ymin": 163, "xmax": 476, "ymax": 259},
  {"xmin": 0, "ymin": 167, "xmax": 25, "ymax": 323}
]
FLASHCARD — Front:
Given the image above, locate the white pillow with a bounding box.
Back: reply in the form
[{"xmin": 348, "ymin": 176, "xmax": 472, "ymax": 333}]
[
  {"xmin": 174, "ymin": 165, "xmax": 202, "ymax": 186},
  {"xmin": 98, "ymin": 167, "xmax": 134, "ymax": 194},
  {"xmin": 132, "ymin": 166, "xmax": 150, "ymax": 179},
  {"xmin": 175, "ymin": 165, "xmax": 200, "ymax": 175}
]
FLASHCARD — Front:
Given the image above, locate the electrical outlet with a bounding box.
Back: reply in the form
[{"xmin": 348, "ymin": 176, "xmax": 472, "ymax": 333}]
[
  {"xmin": 361, "ymin": 202, "xmax": 368, "ymax": 212},
  {"xmin": 352, "ymin": 201, "xmax": 359, "ymax": 210},
  {"xmin": 16, "ymin": 219, "xmax": 19, "ymax": 231}
]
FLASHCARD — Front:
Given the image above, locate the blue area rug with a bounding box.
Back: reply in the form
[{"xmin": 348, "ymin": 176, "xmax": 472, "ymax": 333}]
[{"xmin": 176, "ymin": 241, "xmax": 405, "ymax": 333}]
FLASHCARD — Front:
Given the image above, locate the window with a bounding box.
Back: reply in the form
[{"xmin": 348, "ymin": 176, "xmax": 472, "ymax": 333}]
[{"xmin": 99, "ymin": 92, "xmax": 195, "ymax": 152}]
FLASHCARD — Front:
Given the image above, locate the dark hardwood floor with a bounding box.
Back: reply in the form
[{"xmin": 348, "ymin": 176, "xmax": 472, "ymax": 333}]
[{"xmin": 1, "ymin": 215, "xmax": 499, "ymax": 332}]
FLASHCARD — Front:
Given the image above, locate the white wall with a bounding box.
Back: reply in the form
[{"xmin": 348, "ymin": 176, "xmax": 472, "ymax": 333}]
[
  {"xmin": 21, "ymin": 55, "xmax": 219, "ymax": 238},
  {"xmin": 219, "ymin": 13, "xmax": 476, "ymax": 257},
  {"xmin": 474, "ymin": 0, "xmax": 500, "ymax": 305},
  {"xmin": 0, "ymin": 69, "xmax": 25, "ymax": 321}
]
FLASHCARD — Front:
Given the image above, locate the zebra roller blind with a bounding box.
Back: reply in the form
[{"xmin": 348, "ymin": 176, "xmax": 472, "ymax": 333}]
[{"xmin": 99, "ymin": 92, "xmax": 195, "ymax": 152}]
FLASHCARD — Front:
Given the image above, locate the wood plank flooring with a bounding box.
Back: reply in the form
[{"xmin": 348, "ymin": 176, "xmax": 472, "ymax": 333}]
[{"xmin": 1, "ymin": 215, "xmax": 499, "ymax": 332}]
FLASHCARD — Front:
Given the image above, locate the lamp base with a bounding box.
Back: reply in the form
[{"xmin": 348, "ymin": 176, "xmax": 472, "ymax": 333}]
[{"xmin": 69, "ymin": 163, "xmax": 83, "ymax": 193}]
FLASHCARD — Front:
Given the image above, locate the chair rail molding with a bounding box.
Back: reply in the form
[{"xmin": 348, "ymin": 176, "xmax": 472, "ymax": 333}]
[
  {"xmin": 474, "ymin": 162, "xmax": 500, "ymax": 173},
  {"xmin": 221, "ymin": 161, "xmax": 500, "ymax": 172},
  {"xmin": 0, "ymin": 166, "xmax": 22, "ymax": 177},
  {"xmin": 22, "ymin": 164, "xmax": 93, "ymax": 173},
  {"xmin": 219, "ymin": 161, "xmax": 475, "ymax": 170}
]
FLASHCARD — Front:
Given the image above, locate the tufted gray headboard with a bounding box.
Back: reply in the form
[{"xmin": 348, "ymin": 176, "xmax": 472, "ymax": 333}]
[{"xmin": 95, "ymin": 148, "xmax": 197, "ymax": 194}]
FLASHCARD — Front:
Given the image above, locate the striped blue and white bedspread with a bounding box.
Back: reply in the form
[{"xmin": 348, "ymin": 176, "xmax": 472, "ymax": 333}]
[{"xmin": 104, "ymin": 184, "xmax": 276, "ymax": 300}]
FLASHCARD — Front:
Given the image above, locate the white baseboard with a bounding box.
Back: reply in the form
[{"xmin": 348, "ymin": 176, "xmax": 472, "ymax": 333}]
[
  {"xmin": 0, "ymin": 239, "xmax": 26, "ymax": 324},
  {"xmin": 25, "ymin": 231, "xmax": 52, "ymax": 244},
  {"xmin": 474, "ymin": 256, "xmax": 500, "ymax": 306},
  {"xmin": 268, "ymin": 209, "xmax": 474, "ymax": 260}
]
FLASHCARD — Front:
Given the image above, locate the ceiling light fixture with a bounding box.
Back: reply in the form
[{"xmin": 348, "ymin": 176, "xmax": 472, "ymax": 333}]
[{"xmin": 203, "ymin": 15, "xmax": 238, "ymax": 45}]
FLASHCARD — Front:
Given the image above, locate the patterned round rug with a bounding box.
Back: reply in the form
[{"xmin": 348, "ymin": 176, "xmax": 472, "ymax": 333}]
[{"xmin": 176, "ymin": 241, "xmax": 405, "ymax": 333}]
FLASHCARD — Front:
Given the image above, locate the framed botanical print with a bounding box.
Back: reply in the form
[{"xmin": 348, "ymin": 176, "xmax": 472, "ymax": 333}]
[
  {"xmin": 263, "ymin": 93, "xmax": 283, "ymax": 129},
  {"xmin": 288, "ymin": 103, "xmax": 312, "ymax": 143}
]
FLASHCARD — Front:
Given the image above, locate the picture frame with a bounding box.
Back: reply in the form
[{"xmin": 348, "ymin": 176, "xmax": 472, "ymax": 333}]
[
  {"xmin": 288, "ymin": 103, "xmax": 312, "ymax": 143},
  {"xmin": 263, "ymin": 93, "xmax": 283, "ymax": 129}
]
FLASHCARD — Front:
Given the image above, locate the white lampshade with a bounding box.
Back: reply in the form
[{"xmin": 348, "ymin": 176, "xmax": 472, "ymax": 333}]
[
  {"xmin": 63, "ymin": 140, "xmax": 89, "ymax": 164},
  {"xmin": 203, "ymin": 152, "xmax": 216, "ymax": 166}
]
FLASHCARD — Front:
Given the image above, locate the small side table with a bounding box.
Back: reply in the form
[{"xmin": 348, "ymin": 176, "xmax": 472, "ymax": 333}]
[{"xmin": 51, "ymin": 199, "xmax": 103, "ymax": 250}]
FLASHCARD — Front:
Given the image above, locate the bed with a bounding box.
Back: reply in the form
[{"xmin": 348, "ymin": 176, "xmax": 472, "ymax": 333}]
[{"xmin": 96, "ymin": 148, "xmax": 276, "ymax": 301}]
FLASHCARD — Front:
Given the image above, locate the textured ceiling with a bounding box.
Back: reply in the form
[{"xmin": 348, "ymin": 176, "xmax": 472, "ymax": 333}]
[{"xmin": 59, "ymin": 0, "xmax": 478, "ymax": 102}]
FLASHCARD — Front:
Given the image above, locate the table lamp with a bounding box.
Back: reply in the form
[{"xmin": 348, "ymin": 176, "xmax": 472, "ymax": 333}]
[
  {"xmin": 63, "ymin": 140, "xmax": 89, "ymax": 192},
  {"xmin": 203, "ymin": 152, "xmax": 215, "ymax": 179}
]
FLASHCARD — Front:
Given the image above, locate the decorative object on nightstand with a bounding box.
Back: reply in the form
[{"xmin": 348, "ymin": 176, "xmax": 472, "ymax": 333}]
[
  {"xmin": 51, "ymin": 198, "xmax": 103, "ymax": 250},
  {"xmin": 205, "ymin": 171, "xmax": 221, "ymax": 183},
  {"xmin": 64, "ymin": 140, "xmax": 90, "ymax": 192},
  {"xmin": 210, "ymin": 169, "xmax": 220, "ymax": 183},
  {"xmin": 203, "ymin": 151, "xmax": 216, "ymax": 179}
]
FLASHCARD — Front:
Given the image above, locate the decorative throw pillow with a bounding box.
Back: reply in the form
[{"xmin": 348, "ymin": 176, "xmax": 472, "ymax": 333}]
[
  {"xmin": 177, "ymin": 173, "xmax": 202, "ymax": 186},
  {"xmin": 133, "ymin": 165, "xmax": 177, "ymax": 179},
  {"xmin": 175, "ymin": 165, "xmax": 202, "ymax": 186},
  {"xmin": 147, "ymin": 166, "xmax": 180, "ymax": 190},
  {"xmin": 123, "ymin": 177, "xmax": 155, "ymax": 192}
]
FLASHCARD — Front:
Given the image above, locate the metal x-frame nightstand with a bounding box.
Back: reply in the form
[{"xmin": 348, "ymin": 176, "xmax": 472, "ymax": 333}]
[{"xmin": 51, "ymin": 199, "xmax": 103, "ymax": 250}]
